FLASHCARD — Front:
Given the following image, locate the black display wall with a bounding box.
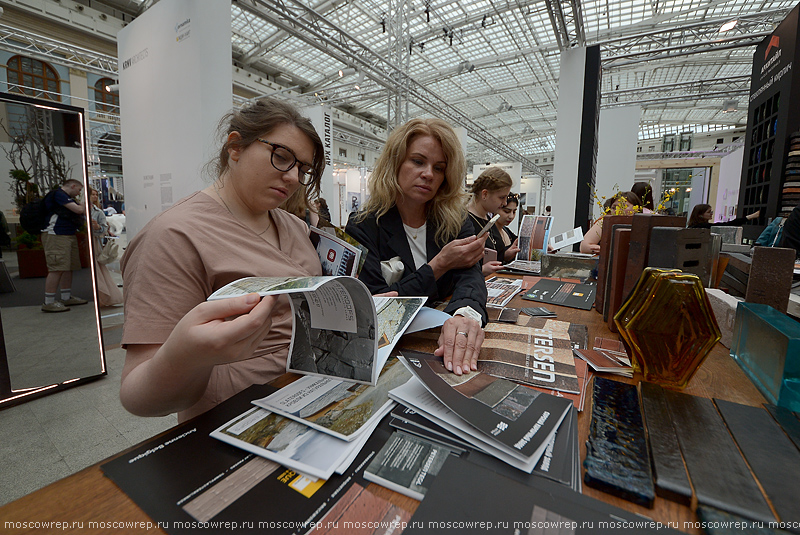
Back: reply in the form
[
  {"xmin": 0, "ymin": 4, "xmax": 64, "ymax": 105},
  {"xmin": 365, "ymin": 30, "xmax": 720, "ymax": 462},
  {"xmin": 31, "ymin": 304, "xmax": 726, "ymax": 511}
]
[
  {"xmin": 574, "ymin": 45, "xmax": 602, "ymax": 242},
  {"xmin": 738, "ymin": 3, "xmax": 800, "ymax": 240}
]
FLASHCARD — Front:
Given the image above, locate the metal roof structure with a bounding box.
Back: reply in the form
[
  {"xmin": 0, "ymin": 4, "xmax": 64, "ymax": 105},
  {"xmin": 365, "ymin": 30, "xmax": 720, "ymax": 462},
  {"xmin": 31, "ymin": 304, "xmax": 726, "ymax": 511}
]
[
  {"xmin": 5, "ymin": 0, "xmax": 796, "ymax": 172},
  {"xmin": 224, "ymin": 0, "xmax": 792, "ymax": 171}
]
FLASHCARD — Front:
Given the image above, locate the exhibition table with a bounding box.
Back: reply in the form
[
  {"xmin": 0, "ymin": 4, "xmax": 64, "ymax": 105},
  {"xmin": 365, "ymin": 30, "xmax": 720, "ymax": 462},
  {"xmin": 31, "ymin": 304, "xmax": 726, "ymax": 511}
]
[{"xmin": 0, "ymin": 292, "xmax": 767, "ymax": 535}]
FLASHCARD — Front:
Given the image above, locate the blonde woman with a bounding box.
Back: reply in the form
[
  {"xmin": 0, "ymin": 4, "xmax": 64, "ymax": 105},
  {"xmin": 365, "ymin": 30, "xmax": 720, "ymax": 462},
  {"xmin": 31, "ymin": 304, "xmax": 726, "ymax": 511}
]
[
  {"xmin": 466, "ymin": 166, "xmax": 516, "ymax": 275},
  {"xmin": 346, "ymin": 118, "xmax": 487, "ymax": 376}
]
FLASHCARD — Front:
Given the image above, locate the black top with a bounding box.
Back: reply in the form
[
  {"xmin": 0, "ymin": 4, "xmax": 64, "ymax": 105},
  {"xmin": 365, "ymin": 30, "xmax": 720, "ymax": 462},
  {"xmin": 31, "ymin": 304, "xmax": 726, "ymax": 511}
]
[
  {"xmin": 688, "ymin": 215, "xmax": 749, "ymax": 229},
  {"xmin": 345, "ymin": 206, "xmax": 488, "ymax": 325},
  {"xmin": 467, "ymin": 212, "xmax": 509, "ymax": 263}
]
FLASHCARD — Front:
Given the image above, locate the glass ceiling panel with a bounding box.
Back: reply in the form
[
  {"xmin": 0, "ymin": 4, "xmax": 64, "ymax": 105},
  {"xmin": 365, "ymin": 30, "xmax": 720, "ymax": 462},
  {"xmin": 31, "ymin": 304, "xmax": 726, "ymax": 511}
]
[{"xmin": 219, "ymin": 0, "xmax": 796, "ymax": 162}]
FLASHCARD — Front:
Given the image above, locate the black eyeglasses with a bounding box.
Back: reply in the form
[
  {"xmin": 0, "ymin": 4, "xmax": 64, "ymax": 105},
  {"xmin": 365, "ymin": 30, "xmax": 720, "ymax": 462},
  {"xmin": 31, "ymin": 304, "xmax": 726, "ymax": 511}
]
[{"xmin": 257, "ymin": 139, "xmax": 315, "ymax": 185}]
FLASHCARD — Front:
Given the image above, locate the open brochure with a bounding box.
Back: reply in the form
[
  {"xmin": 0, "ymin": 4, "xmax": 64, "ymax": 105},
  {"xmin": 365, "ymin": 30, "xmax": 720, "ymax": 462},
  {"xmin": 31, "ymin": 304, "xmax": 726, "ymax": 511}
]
[
  {"xmin": 503, "ymin": 215, "xmax": 554, "ymax": 274},
  {"xmin": 208, "ymin": 276, "xmax": 426, "ymax": 385},
  {"xmin": 210, "ymin": 405, "xmax": 385, "ymax": 480},
  {"xmin": 253, "ymin": 355, "xmax": 411, "ymax": 441},
  {"xmin": 396, "ymin": 350, "xmax": 572, "ymax": 465}
]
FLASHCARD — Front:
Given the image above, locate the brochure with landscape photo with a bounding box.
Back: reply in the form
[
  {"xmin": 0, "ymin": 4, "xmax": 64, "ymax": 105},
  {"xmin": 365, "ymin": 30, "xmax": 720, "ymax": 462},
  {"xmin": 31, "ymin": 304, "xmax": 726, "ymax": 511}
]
[
  {"xmin": 253, "ymin": 356, "xmax": 411, "ymax": 441},
  {"xmin": 209, "ymin": 276, "xmax": 425, "ymax": 385},
  {"xmin": 397, "ymin": 350, "xmax": 572, "ymax": 464},
  {"xmin": 210, "ymin": 405, "xmax": 382, "ymax": 480}
]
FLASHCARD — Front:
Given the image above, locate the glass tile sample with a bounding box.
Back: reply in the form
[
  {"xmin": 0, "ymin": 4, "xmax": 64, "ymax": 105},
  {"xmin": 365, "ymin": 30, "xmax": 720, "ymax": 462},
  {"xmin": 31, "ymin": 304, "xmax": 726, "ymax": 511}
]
[
  {"xmin": 615, "ymin": 268, "xmax": 721, "ymax": 388},
  {"xmin": 584, "ymin": 377, "xmax": 654, "ymax": 507},
  {"xmin": 730, "ymin": 302, "xmax": 800, "ymax": 411}
]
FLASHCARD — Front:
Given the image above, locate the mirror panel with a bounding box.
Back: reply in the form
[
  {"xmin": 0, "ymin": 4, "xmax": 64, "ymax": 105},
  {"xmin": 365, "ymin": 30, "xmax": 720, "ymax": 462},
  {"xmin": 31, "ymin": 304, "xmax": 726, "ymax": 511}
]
[{"xmin": 0, "ymin": 91, "xmax": 106, "ymax": 408}]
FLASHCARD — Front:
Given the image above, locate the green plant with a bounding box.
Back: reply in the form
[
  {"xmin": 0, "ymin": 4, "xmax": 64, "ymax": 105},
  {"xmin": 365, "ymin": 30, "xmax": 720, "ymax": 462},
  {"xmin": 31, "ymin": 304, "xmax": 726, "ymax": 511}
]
[{"xmin": 15, "ymin": 230, "xmax": 42, "ymax": 250}]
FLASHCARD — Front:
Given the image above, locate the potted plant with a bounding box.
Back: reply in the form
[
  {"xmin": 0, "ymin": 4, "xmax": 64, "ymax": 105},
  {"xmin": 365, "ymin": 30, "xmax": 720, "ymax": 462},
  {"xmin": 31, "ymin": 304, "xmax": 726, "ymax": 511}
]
[{"xmin": 15, "ymin": 230, "xmax": 48, "ymax": 278}]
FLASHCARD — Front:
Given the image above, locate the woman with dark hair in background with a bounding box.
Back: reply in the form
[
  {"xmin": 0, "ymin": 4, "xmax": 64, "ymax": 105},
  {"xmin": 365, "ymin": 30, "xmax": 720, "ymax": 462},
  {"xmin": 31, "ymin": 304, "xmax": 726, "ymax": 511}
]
[
  {"xmin": 579, "ymin": 191, "xmax": 641, "ymax": 254},
  {"xmin": 346, "ymin": 118, "xmax": 488, "ymax": 376},
  {"xmin": 687, "ymin": 203, "xmax": 759, "ymax": 229},
  {"xmin": 631, "ymin": 181, "xmax": 655, "ymax": 213},
  {"xmin": 120, "ymin": 98, "xmax": 326, "ymax": 421},
  {"xmin": 495, "ymin": 192, "xmax": 521, "ymax": 263}
]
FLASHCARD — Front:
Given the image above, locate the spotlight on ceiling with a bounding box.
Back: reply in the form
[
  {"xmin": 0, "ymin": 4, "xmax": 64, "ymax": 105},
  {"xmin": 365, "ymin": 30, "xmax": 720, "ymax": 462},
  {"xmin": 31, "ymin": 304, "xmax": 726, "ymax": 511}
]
[
  {"xmin": 722, "ymin": 99, "xmax": 738, "ymax": 113},
  {"xmin": 719, "ymin": 19, "xmax": 738, "ymax": 32},
  {"xmin": 457, "ymin": 61, "xmax": 475, "ymax": 74},
  {"xmin": 105, "ymin": 83, "xmax": 120, "ymax": 93},
  {"xmin": 498, "ymin": 101, "xmax": 512, "ymax": 113},
  {"xmin": 338, "ymin": 67, "xmax": 357, "ymax": 78}
]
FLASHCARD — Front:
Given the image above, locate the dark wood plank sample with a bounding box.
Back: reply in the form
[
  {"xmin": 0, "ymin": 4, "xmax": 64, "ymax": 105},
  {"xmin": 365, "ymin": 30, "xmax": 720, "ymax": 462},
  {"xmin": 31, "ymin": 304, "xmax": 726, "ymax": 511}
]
[
  {"xmin": 639, "ymin": 382, "xmax": 692, "ymax": 505},
  {"xmin": 716, "ymin": 398, "xmax": 800, "ymax": 523},
  {"xmin": 765, "ymin": 403, "xmax": 800, "ymax": 452},
  {"xmin": 662, "ymin": 389, "xmax": 775, "ymax": 523},
  {"xmin": 584, "ymin": 377, "xmax": 655, "ymax": 507}
]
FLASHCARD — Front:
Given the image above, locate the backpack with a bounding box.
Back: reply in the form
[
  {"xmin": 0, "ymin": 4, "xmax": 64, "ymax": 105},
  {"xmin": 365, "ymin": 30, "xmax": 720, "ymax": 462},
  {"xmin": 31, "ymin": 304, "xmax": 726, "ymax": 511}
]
[{"xmin": 19, "ymin": 190, "xmax": 56, "ymax": 235}]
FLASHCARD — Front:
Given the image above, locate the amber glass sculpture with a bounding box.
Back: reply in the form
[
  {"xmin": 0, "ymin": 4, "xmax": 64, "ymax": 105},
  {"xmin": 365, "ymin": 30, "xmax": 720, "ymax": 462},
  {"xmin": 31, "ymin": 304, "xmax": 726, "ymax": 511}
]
[{"xmin": 614, "ymin": 268, "xmax": 721, "ymax": 389}]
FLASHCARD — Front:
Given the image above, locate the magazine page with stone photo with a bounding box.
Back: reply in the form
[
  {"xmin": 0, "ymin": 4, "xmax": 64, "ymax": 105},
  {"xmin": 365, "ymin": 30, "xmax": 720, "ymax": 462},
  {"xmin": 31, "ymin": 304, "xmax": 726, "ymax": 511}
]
[{"xmin": 209, "ymin": 277, "xmax": 424, "ymax": 385}]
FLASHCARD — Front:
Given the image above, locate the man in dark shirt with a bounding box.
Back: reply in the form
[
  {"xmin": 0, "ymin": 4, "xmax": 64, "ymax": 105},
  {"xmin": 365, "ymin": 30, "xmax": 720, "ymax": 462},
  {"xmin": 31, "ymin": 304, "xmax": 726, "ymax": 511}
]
[{"xmin": 41, "ymin": 179, "xmax": 88, "ymax": 312}]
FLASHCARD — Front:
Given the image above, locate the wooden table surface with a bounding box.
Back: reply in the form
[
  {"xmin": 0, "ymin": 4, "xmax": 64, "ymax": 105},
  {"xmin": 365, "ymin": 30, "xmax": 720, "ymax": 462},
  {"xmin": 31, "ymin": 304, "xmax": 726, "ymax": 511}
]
[{"xmin": 0, "ymin": 291, "xmax": 766, "ymax": 534}]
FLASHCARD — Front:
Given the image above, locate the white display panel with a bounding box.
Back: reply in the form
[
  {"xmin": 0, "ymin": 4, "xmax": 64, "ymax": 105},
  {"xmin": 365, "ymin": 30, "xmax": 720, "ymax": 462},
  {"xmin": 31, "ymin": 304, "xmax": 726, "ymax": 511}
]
[{"xmin": 118, "ymin": 0, "xmax": 232, "ymax": 239}]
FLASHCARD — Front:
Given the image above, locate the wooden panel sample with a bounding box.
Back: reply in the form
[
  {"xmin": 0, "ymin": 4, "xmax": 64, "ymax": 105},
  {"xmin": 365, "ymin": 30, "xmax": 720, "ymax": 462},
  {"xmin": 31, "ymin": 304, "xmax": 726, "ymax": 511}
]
[
  {"xmin": 639, "ymin": 382, "xmax": 692, "ymax": 505},
  {"xmin": 716, "ymin": 398, "xmax": 800, "ymax": 523},
  {"xmin": 662, "ymin": 390, "xmax": 774, "ymax": 523}
]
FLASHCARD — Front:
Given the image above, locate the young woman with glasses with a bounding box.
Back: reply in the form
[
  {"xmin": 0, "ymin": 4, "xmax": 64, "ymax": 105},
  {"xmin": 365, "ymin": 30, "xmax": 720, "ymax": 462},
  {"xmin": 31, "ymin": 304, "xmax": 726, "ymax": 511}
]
[{"xmin": 120, "ymin": 98, "xmax": 327, "ymax": 421}]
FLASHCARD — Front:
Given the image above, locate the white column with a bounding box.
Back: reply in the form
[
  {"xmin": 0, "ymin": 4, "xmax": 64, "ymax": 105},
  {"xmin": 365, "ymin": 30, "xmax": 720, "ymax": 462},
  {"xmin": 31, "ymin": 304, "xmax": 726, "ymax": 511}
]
[
  {"xmin": 118, "ymin": 0, "xmax": 232, "ymax": 239},
  {"xmin": 551, "ymin": 46, "xmax": 601, "ymax": 237},
  {"xmin": 593, "ymin": 105, "xmax": 641, "ymax": 219}
]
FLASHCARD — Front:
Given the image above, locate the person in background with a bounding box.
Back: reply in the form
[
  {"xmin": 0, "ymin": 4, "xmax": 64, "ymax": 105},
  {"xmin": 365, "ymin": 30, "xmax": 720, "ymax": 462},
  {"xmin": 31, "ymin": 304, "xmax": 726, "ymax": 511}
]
[
  {"xmin": 779, "ymin": 203, "xmax": 800, "ymax": 257},
  {"xmin": 466, "ymin": 166, "xmax": 513, "ymax": 276},
  {"xmin": 495, "ymin": 192, "xmax": 521, "ymax": 262},
  {"xmin": 315, "ymin": 198, "xmax": 332, "ymax": 222},
  {"xmin": 755, "ymin": 215, "xmax": 786, "ymax": 248},
  {"xmin": 88, "ymin": 186, "xmax": 123, "ymax": 307},
  {"xmin": 120, "ymin": 97, "xmax": 326, "ymax": 421},
  {"xmin": 346, "ymin": 118, "xmax": 488, "ymax": 376},
  {"xmin": 41, "ymin": 179, "xmax": 88, "ymax": 313},
  {"xmin": 631, "ymin": 181, "xmax": 655, "ymax": 213},
  {"xmin": 687, "ymin": 204, "xmax": 759, "ymax": 229},
  {"xmin": 579, "ymin": 191, "xmax": 641, "ymax": 254}
]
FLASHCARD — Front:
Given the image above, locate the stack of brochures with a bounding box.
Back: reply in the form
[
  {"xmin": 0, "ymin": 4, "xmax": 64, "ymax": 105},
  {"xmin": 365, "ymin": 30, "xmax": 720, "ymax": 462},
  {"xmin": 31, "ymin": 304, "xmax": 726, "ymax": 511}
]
[
  {"xmin": 388, "ymin": 349, "xmax": 574, "ymax": 475},
  {"xmin": 207, "ymin": 275, "xmax": 445, "ymax": 480}
]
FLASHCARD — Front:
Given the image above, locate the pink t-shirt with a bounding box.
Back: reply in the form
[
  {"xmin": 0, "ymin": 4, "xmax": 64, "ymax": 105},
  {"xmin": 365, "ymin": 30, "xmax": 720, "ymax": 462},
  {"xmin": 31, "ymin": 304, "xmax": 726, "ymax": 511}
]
[{"xmin": 121, "ymin": 191, "xmax": 321, "ymax": 421}]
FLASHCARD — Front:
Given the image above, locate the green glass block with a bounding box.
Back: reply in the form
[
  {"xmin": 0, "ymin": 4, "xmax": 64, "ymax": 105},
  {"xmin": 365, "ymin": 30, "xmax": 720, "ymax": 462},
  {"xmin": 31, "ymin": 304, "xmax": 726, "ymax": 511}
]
[
  {"xmin": 730, "ymin": 302, "xmax": 800, "ymax": 412},
  {"xmin": 615, "ymin": 268, "xmax": 721, "ymax": 389}
]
